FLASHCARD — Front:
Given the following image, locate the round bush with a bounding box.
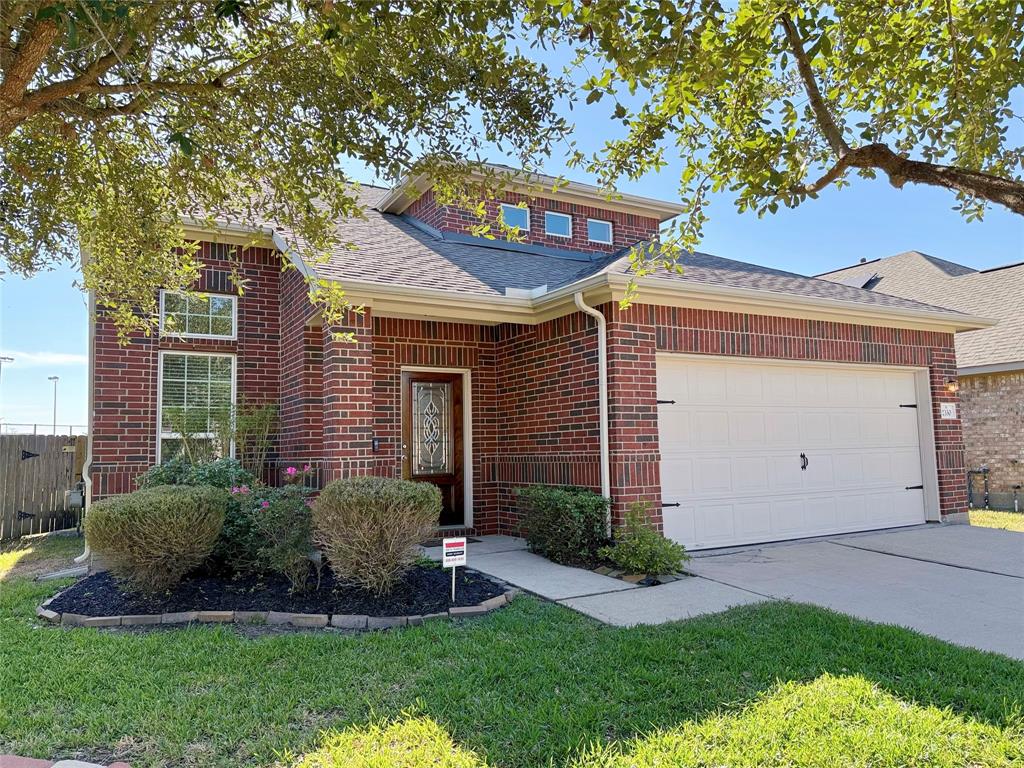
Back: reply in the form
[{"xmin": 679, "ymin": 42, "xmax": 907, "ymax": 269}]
[
  {"xmin": 313, "ymin": 476, "xmax": 440, "ymax": 596},
  {"xmin": 85, "ymin": 485, "xmax": 228, "ymax": 591},
  {"xmin": 517, "ymin": 485, "xmax": 609, "ymax": 566}
]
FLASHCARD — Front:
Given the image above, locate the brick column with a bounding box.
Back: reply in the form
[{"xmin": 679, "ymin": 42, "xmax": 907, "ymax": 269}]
[
  {"xmin": 929, "ymin": 346, "xmax": 969, "ymax": 519},
  {"xmin": 603, "ymin": 303, "xmax": 662, "ymax": 529},
  {"xmin": 322, "ymin": 309, "xmax": 375, "ymax": 481}
]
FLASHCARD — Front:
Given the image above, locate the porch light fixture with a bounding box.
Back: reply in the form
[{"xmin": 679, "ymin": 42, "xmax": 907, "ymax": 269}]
[{"xmin": 945, "ymin": 377, "xmax": 959, "ymax": 393}]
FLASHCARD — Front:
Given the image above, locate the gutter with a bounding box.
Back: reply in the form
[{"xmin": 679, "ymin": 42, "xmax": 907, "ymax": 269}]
[
  {"xmin": 74, "ymin": 250, "xmax": 96, "ymax": 565},
  {"xmin": 573, "ymin": 292, "xmax": 612, "ymax": 534}
]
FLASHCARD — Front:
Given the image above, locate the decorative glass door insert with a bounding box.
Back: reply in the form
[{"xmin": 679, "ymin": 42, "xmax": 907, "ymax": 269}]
[{"xmin": 411, "ymin": 381, "xmax": 452, "ymax": 475}]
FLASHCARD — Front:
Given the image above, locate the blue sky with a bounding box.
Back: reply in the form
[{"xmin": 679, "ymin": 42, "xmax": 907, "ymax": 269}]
[{"xmin": 2, "ymin": 61, "xmax": 1021, "ymax": 429}]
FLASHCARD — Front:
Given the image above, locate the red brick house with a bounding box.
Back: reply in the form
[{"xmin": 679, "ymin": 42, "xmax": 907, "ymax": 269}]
[{"xmin": 86, "ymin": 168, "xmax": 992, "ymax": 550}]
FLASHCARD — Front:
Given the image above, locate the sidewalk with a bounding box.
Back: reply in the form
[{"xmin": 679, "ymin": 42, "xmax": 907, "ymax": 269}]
[{"xmin": 423, "ymin": 536, "xmax": 764, "ymax": 624}]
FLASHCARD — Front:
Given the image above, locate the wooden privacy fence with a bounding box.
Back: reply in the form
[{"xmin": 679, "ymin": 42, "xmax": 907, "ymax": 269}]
[{"xmin": 0, "ymin": 434, "xmax": 87, "ymax": 541}]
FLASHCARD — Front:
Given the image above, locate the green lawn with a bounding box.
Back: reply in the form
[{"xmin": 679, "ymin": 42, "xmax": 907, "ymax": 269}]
[
  {"xmin": 970, "ymin": 509, "xmax": 1024, "ymax": 532},
  {"xmin": 1, "ymin": 538, "xmax": 1022, "ymax": 767}
]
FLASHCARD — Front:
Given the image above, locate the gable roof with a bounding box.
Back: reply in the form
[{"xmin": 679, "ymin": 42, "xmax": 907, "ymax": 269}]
[{"xmin": 819, "ymin": 251, "xmax": 1023, "ymax": 372}]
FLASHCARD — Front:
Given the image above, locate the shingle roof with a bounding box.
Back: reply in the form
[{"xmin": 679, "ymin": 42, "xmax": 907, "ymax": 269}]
[
  {"xmin": 280, "ymin": 187, "xmax": 976, "ymax": 325},
  {"xmin": 819, "ymin": 251, "xmax": 1023, "ymax": 369}
]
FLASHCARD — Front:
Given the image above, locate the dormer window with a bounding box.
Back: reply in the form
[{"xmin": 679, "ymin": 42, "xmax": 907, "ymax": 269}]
[
  {"xmin": 500, "ymin": 203, "xmax": 530, "ymax": 232},
  {"xmin": 544, "ymin": 211, "xmax": 572, "ymax": 238},
  {"xmin": 587, "ymin": 218, "xmax": 613, "ymax": 245}
]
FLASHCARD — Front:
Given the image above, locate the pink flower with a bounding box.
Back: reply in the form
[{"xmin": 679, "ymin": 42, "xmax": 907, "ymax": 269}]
[
  {"xmin": 305, "ymin": 499, "xmax": 314, "ymax": 507},
  {"xmin": 230, "ymin": 486, "xmax": 239, "ymax": 494},
  {"xmin": 285, "ymin": 466, "xmax": 298, "ymax": 476},
  {"xmin": 239, "ymin": 485, "xmax": 250, "ymax": 495},
  {"xmin": 303, "ymin": 464, "xmax": 311, "ymax": 472},
  {"xmin": 261, "ymin": 500, "xmax": 270, "ymax": 508}
]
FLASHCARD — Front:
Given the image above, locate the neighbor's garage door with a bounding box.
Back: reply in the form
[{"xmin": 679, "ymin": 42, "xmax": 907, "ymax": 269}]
[{"xmin": 657, "ymin": 355, "xmax": 926, "ymax": 550}]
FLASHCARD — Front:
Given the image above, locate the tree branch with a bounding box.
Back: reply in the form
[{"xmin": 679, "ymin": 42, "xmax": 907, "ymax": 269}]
[
  {"xmin": 0, "ymin": 14, "xmax": 58, "ymax": 102},
  {"xmin": 787, "ymin": 143, "xmax": 1024, "ymax": 215},
  {"xmin": 778, "ymin": 11, "xmax": 849, "ymax": 157}
]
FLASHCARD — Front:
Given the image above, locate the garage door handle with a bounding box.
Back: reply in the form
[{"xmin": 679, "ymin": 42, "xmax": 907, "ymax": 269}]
[
  {"xmin": 661, "ymin": 502, "xmax": 681, "ymax": 508},
  {"xmin": 800, "ymin": 453, "xmax": 808, "ymax": 471},
  {"xmin": 905, "ymin": 484, "xmax": 924, "ymax": 490}
]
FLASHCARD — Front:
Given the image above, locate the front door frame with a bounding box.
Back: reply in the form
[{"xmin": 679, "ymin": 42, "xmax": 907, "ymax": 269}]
[{"xmin": 400, "ymin": 366, "xmax": 473, "ymax": 529}]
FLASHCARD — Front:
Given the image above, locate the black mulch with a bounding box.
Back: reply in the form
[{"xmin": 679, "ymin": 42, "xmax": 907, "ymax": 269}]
[{"xmin": 47, "ymin": 565, "xmax": 505, "ymax": 618}]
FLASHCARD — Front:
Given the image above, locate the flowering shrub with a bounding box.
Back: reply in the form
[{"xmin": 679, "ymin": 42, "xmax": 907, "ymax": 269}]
[
  {"xmin": 281, "ymin": 463, "xmax": 315, "ymax": 487},
  {"xmin": 244, "ymin": 484, "xmax": 316, "ymax": 591}
]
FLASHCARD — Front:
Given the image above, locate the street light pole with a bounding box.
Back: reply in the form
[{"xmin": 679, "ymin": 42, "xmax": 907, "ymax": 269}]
[{"xmin": 48, "ymin": 376, "xmax": 59, "ymax": 435}]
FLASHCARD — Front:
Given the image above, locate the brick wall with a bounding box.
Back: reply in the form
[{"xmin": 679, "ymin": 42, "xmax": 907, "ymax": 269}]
[
  {"xmin": 278, "ymin": 267, "xmax": 324, "ymax": 463},
  {"xmin": 407, "ymin": 188, "xmax": 660, "ymax": 255},
  {"xmin": 493, "ymin": 315, "xmax": 602, "ymax": 531},
  {"xmin": 960, "ymin": 370, "xmax": 1024, "ymax": 507},
  {"xmin": 91, "ymin": 242, "xmax": 282, "ymax": 499}
]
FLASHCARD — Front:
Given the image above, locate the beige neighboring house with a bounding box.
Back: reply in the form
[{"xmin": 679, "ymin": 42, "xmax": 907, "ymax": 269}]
[{"xmin": 819, "ymin": 251, "xmax": 1024, "ymax": 510}]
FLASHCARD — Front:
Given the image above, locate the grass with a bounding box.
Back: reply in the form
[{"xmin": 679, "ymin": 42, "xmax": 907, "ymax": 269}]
[
  {"xmin": 970, "ymin": 509, "xmax": 1024, "ymax": 532},
  {"xmin": 1, "ymin": 536, "xmax": 1022, "ymax": 767},
  {"xmin": 0, "ymin": 532, "xmax": 83, "ymax": 581}
]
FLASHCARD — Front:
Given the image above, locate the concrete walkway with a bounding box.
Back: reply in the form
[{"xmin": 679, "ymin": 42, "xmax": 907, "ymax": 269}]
[{"xmin": 429, "ymin": 526, "xmax": 1024, "ymax": 659}]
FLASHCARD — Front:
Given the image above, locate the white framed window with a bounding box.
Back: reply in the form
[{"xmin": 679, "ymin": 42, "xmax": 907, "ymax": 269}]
[
  {"xmin": 544, "ymin": 211, "xmax": 572, "ymax": 238},
  {"xmin": 499, "ymin": 203, "xmax": 530, "ymax": 232},
  {"xmin": 157, "ymin": 351, "xmax": 236, "ymax": 462},
  {"xmin": 587, "ymin": 218, "xmax": 614, "ymax": 244},
  {"xmin": 160, "ymin": 290, "xmax": 238, "ymax": 340}
]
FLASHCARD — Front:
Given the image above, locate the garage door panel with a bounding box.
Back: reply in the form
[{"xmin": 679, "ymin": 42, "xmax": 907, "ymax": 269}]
[
  {"xmin": 730, "ymin": 411, "xmax": 766, "ymax": 446},
  {"xmin": 695, "ymin": 411, "xmax": 730, "ymax": 446},
  {"xmin": 733, "ymin": 457, "xmax": 769, "ymax": 491},
  {"xmin": 657, "ymin": 356, "xmax": 927, "ymax": 550}
]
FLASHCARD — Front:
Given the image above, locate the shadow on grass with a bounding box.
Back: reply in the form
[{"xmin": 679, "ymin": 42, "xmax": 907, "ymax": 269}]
[
  {"xmin": 2, "ymin": 583, "xmax": 1022, "ymax": 767},
  {"xmin": 0, "ymin": 533, "xmax": 82, "ymax": 582}
]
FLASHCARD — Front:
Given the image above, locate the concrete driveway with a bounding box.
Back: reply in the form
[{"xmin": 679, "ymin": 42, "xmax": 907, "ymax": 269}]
[
  {"xmin": 438, "ymin": 526, "xmax": 1024, "ymax": 660},
  {"xmin": 686, "ymin": 525, "xmax": 1023, "ymax": 659}
]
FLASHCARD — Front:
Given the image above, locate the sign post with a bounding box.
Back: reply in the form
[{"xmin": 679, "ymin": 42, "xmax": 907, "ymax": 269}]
[{"xmin": 442, "ymin": 537, "xmax": 467, "ymax": 602}]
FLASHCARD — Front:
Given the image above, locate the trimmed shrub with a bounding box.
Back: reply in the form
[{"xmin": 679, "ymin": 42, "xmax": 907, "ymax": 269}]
[
  {"xmin": 599, "ymin": 502, "xmax": 689, "ymax": 575},
  {"xmin": 136, "ymin": 457, "xmax": 256, "ymax": 490},
  {"xmin": 245, "ymin": 485, "xmax": 316, "ymax": 592},
  {"xmin": 137, "ymin": 458, "xmax": 260, "ymax": 573},
  {"xmin": 313, "ymin": 477, "xmax": 440, "ymax": 596},
  {"xmin": 85, "ymin": 485, "xmax": 227, "ymax": 591},
  {"xmin": 517, "ymin": 485, "xmax": 609, "ymax": 566}
]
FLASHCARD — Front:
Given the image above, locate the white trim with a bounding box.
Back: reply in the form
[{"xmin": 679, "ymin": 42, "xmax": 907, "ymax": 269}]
[
  {"xmin": 586, "ymin": 218, "xmax": 613, "ymax": 245},
  {"xmin": 499, "ymin": 203, "xmax": 531, "ymax": 232},
  {"xmin": 913, "ymin": 369, "xmax": 942, "ymax": 522},
  {"xmin": 400, "ymin": 366, "xmax": 474, "ymax": 529},
  {"xmin": 155, "ymin": 350, "xmax": 237, "ymax": 464},
  {"xmin": 159, "ymin": 290, "xmax": 239, "ymax": 341},
  {"xmin": 654, "ymin": 352, "xmax": 941, "ymax": 525},
  {"xmin": 958, "ymin": 361, "xmax": 1024, "ymax": 376},
  {"xmin": 375, "ymin": 164, "xmax": 688, "ymax": 221},
  {"xmin": 543, "ymin": 210, "xmax": 572, "ymax": 239}
]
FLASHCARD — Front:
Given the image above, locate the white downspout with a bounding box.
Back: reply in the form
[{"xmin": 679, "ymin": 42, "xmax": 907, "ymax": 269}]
[
  {"xmin": 74, "ymin": 260, "xmax": 95, "ymax": 565},
  {"xmin": 573, "ymin": 292, "xmax": 611, "ymax": 535}
]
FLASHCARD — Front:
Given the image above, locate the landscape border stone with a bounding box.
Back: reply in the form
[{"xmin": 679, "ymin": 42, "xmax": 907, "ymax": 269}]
[{"xmin": 36, "ymin": 588, "xmax": 518, "ymax": 633}]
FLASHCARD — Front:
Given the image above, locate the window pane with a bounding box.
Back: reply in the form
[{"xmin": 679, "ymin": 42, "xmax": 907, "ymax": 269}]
[
  {"xmin": 185, "ymin": 355, "xmax": 210, "ymax": 379},
  {"xmin": 187, "ymin": 295, "xmax": 211, "ymax": 315},
  {"xmin": 210, "ymin": 356, "xmax": 233, "ymax": 379},
  {"xmin": 544, "ymin": 212, "xmax": 571, "ymax": 238},
  {"xmin": 162, "ymin": 379, "xmax": 186, "ymax": 406},
  {"xmin": 587, "ymin": 219, "xmax": 613, "ymax": 243},
  {"xmin": 500, "ymin": 204, "xmax": 529, "ymax": 231},
  {"xmin": 163, "ymin": 293, "xmax": 185, "ymax": 313},
  {"xmin": 210, "ymin": 296, "xmax": 233, "ymax": 317},
  {"xmin": 186, "ymin": 314, "xmax": 212, "ymax": 335},
  {"xmin": 210, "ymin": 315, "xmax": 232, "ymax": 336},
  {"xmin": 210, "ymin": 382, "xmax": 232, "ymax": 407},
  {"xmin": 162, "ymin": 354, "xmax": 186, "ymax": 379}
]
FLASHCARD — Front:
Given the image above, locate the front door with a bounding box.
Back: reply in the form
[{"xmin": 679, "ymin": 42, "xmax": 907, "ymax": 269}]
[{"xmin": 402, "ymin": 371, "xmax": 464, "ymax": 527}]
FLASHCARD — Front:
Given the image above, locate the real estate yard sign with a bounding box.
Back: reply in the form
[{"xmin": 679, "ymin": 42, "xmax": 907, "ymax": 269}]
[{"xmin": 443, "ymin": 537, "xmax": 467, "ymax": 601}]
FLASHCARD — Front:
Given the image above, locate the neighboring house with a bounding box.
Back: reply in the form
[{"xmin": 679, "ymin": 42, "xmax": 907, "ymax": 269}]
[
  {"xmin": 819, "ymin": 252, "xmax": 1023, "ymax": 511},
  {"xmin": 87, "ymin": 169, "xmax": 991, "ymax": 550}
]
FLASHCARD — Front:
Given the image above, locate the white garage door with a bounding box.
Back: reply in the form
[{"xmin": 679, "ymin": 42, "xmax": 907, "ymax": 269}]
[{"xmin": 657, "ymin": 355, "xmax": 927, "ymax": 550}]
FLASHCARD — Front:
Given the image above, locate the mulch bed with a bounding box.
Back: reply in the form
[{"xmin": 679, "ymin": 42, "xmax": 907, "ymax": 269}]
[{"xmin": 47, "ymin": 564, "xmax": 505, "ymax": 618}]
